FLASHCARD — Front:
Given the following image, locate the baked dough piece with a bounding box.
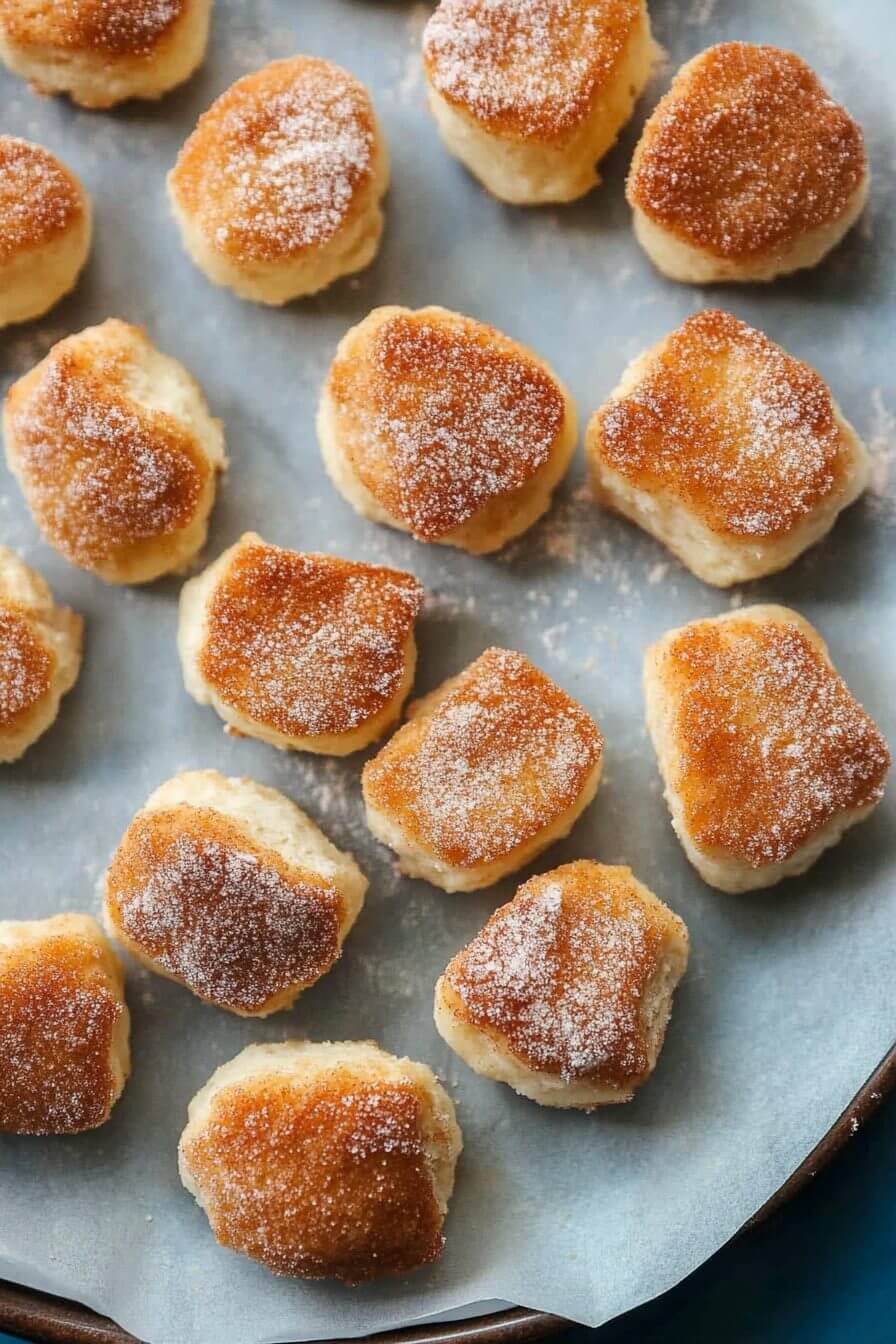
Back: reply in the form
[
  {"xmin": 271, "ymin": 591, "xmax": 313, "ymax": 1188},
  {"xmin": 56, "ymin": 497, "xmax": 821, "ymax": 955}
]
[
  {"xmin": 362, "ymin": 647, "xmax": 604, "ymax": 892},
  {"xmin": 3, "ymin": 320, "xmax": 225, "ymax": 584},
  {"xmin": 644, "ymin": 606, "xmax": 891, "ymax": 893},
  {"xmin": 178, "ymin": 1040, "xmax": 462, "ymax": 1282},
  {"xmin": 422, "ymin": 0, "xmax": 655, "ymax": 204},
  {"xmin": 0, "ymin": 547, "xmax": 82, "ymax": 764},
  {"xmin": 319, "ymin": 305, "xmax": 577, "ymax": 554},
  {"xmin": 0, "ymin": 135, "xmax": 91, "ymax": 329},
  {"xmin": 0, "ymin": 914, "xmax": 130, "ymax": 1134},
  {"xmin": 586, "ymin": 309, "xmax": 869, "ymax": 587},
  {"xmin": 178, "ymin": 533, "xmax": 424, "ymax": 755},
  {"xmin": 435, "ymin": 861, "xmax": 688, "ymax": 1107},
  {"xmin": 627, "ymin": 43, "xmax": 869, "ymax": 283},
  {"xmin": 0, "ymin": 0, "xmax": 213, "ymax": 109},
  {"xmin": 168, "ymin": 56, "xmax": 389, "ymax": 304},
  {"xmin": 104, "ymin": 770, "xmax": 367, "ymax": 1017}
]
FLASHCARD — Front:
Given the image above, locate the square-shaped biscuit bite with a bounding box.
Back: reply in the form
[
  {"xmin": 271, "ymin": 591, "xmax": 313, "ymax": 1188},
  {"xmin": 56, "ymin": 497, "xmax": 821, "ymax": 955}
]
[
  {"xmin": 644, "ymin": 606, "xmax": 891, "ymax": 893},
  {"xmin": 362, "ymin": 648, "xmax": 604, "ymax": 892},
  {"xmin": 0, "ymin": 913, "xmax": 130, "ymax": 1134},
  {"xmin": 587, "ymin": 310, "xmax": 869, "ymax": 587}
]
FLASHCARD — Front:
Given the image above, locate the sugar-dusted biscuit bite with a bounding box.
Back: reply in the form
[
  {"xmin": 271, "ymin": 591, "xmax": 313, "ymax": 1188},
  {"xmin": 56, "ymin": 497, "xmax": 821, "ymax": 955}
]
[
  {"xmin": 644, "ymin": 606, "xmax": 891, "ymax": 893},
  {"xmin": 0, "ymin": 0, "xmax": 213, "ymax": 109},
  {"xmin": 3, "ymin": 320, "xmax": 225, "ymax": 585},
  {"xmin": 363, "ymin": 648, "xmax": 604, "ymax": 892},
  {"xmin": 627, "ymin": 43, "xmax": 869, "ymax": 283},
  {"xmin": 423, "ymin": 0, "xmax": 655, "ymax": 205},
  {"xmin": 104, "ymin": 770, "xmax": 367, "ymax": 1017},
  {"xmin": 0, "ymin": 914, "xmax": 130, "ymax": 1134},
  {"xmin": 179, "ymin": 533, "xmax": 424, "ymax": 756},
  {"xmin": 0, "ymin": 547, "xmax": 82, "ymax": 764},
  {"xmin": 319, "ymin": 305, "xmax": 577, "ymax": 554},
  {"xmin": 0, "ymin": 135, "xmax": 91, "ymax": 329},
  {"xmin": 586, "ymin": 309, "xmax": 869, "ymax": 587},
  {"xmin": 435, "ymin": 861, "xmax": 688, "ymax": 1107},
  {"xmin": 168, "ymin": 56, "xmax": 389, "ymax": 304},
  {"xmin": 179, "ymin": 1040, "xmax": 462, "ymax": 1282}
]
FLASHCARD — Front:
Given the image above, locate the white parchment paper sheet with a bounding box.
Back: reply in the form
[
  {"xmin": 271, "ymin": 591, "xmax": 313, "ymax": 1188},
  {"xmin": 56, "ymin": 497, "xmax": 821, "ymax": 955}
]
[{"xmin": 1, "ymin": 2, "xmax": 895, "ymax": 1341}]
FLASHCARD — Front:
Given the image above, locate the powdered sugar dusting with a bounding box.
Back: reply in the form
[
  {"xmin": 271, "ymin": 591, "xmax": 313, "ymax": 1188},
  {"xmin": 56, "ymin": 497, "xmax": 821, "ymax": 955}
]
[
  {"xmin": 0, "ymin": 136, "xmax": 84, "ymax": 263},
  {"xmin": 0, "ymin": 607, "xmax": 52, "ymax": 727}
]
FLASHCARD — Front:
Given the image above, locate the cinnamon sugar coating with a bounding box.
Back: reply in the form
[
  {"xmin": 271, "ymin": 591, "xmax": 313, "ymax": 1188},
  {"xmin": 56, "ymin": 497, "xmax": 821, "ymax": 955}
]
[
  {"xmin": 0, "ymin": 135, "xmax": 86, "ymax": 264},
  {"xmin": 0, "ymin": 606, "xmax": 53, "ymax": 731},
  {"xmin": 0, "ymin": 0, "xmax": 185, "ymax": 56}
]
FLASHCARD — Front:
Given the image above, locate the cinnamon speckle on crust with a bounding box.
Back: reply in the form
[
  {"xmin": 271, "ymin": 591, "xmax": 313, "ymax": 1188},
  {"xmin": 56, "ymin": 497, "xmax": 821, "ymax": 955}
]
[
  {"xmin": 0, "ymin": 136, "xmax": 85, "ymax": 265},
  {"xmin": 0, "ymin": 0, "xmax": 184, "ymax": 57},
  {"xmin": 0, "ymin": 606, "xmax": 53, "ymax": 729}
]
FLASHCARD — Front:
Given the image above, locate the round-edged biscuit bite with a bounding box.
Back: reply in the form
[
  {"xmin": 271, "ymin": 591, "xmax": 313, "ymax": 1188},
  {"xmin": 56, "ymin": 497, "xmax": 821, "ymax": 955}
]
[
  {"xmin": 3, "ymin": 319, "xmax": 225, "ymax": 585},
  {"xmin": 422, "ymin": 0, "xmax": 655, "ymax": 205},
  {"xmin": 103, "ymin": 770, "xmax": 367, "ymax": 1017},
  {"xmin": 178, "ymin": 533, "xmax": 424, "ymax": 756},
  {"xmin": 435, "ymin": 861, "xmax": 688, "ymax": 1108},
  {"xmin": 318, "ymin": 305, "xmax": 578, "ymax": 554},
  {"xmin": 0, "ymin": 547, "xmax": 82, "ymax": 764},
  {"xmin": 586, "ymin": 309, "xmax": 869, "ymax": 587},
  {"xmin": 0, "ymin": 913, "xmax": 130, "ymax": 1134},
  {"xmin": 178, "ymin": 1040, "xmax": 462, "ymax": 1283},
  {"xmin": 168, "ymin": 56, "xmax": 389, "ymax": 304},
  {"xmin": 626, "ymin": 42, "xmax": 869, "ymax": 283},
  {"xmin": 0, "ymin": 0, "xmax": 213, "ymax": 110},
  {"xmin": 362, "ymin": 647, "xmax": 604, "ymax": 892},
  {"xmin": 0, "ymin": 135, "xmax": 91, "ymax": 329},
  {"xmin": 644, "ymin": 606, "xmax": 891, "ymax": 894}
]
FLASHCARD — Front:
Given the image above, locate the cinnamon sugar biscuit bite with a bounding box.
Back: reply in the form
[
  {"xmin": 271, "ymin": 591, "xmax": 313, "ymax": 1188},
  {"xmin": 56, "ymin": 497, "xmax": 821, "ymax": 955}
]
[
  {"xmin": 0, "ymin": 136, "xmax": 91, "ymax": 329},
  {"xmin": 422, "ymin": 0, "xmax": 655, "ymax": 205},
  {"xmin": 363, "ymin": 648, "xmax": 604, "ymax": 892},
  {"xmin": 627, "ymin": 43, "xmax": 869, "ymax": 283},
  {"xmin": 644, "ymin": 606, "xmax": 891, "ymax": 893},
  {"xmin": 319, "ymin": 305, "xmax": 577, "ymax": 554},
  {"xmin": 179, "ymin": 1040, "xmax": 462, "ymax": 1282},
  {"xmin": 586, "ymin": 310, "xmax": 869, "ymax": 587},
  {"xmin": 0, "ymin": 0, "xmax": 213, "ymax": 110},
  {"xmin": 104, "ymin": 770, "xmax": 367, "ymax": 1017},
  {"xmin": 0, "ymin": 548, "xmax": 82, "ymax": 764},
  {"xmin": 435, "ymin": 861, "xmax": 688, "ymax": 1107},
  {"xmin": 178, "ymin": 533, "xmax": 424, "ymax": 756},
  {"xmin": 168, "ymin": 56, "xmax": 389, "ymax": 304},
  {"xmin": 3, "ymin": 320, "xmax": 225, "ymax": 584},
  {"xmin": 0, "ymin": 914, "xmax": 130, "ymax": 1134}
]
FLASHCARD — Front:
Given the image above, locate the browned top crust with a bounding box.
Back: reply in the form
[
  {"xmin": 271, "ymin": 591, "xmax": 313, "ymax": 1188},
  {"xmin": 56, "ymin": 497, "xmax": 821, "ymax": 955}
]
[
  {"xmin": 0, "ymin": 930, "xmax": 124, "ymax": 1134},
  {"xmin": 181, "ymin": 1073, "xmax": 446, "ymax": 1282},
  {"xmin": 657, "ymin": 615, "xmax": 891, "ymax": 868},
  {"xmin": 198, "ymin": 539, "xmax": 423, "ymax": 739},
  {"xmin": 423, "ymin": 0, "xmax": 644, "ymax": 143},
  {"xmin": 592, "ymin": 309, "xmax": 854, "ymax": 539},
  {"xmin": 0, "ymin": 606, "xmax": 54, "ymax": 729},
  {"xmin": 0, "ymin": 0, "xmax": 185, "ymax": 56},
  {"xmin": 443, "ymin": 862, "xmax": 674, "ymax": 1085},
  {"xmin": 105, "ymin": 805, "xmax": 345, "ymax": 1014},
  {"xmin": 627, "ymin": 43, "xmax": 867, "ymax": 260},
  {"xmin": 0, "ymin": 136, "xmax": 86, "ymax": 265},
  {"xmin": 4, "ymin": 322, "xmax": 212, "ymax": 570},
  {"xmin": 327, "ymin": 308, "xmax": 568, "ymax": 540},
  {"xmin": 363, "ymin": 648, "xmax": 603, "ymax": 868},
  {"xmin": 169, "ymin": 57, "xmax": 379, "ymax": 264}
]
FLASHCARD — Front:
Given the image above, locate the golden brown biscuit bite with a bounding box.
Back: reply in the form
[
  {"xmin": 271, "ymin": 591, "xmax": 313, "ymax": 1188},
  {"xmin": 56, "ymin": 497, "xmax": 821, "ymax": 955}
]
[
  {"xmin": 644, "ymin": 606, "xmax": 891, "ymax": 893},
  {"xmin": 0, "ymin": 0, "xmax": 213, "ymax": 109},
  {"xmin": 168, "ymin": 56, "xmax": 389, "ymax": 304},
  {"xmin": 3, "ymin": 320, "xmax": 225, "ymax": 584},
  {"xmin": 586, "ymin": 310, "xmax": 869, "ymax": 586},
  {"xmin": 0, "ymin": 135, "xmax": 92, "ymax": 329},
  {"xmin": 435, "ymin": 861, "xmax": 688, "ymax": 1107},
  {"xmin": 0, "ymin": 914, "xmax": 130, "ymax": 1134},
  {"xmin": 104, "ymin": 770, "xmax": 367, "ymax": 1017},
  {"xmin": 178, "ymin": 533, "xmax": 424, "ymax": 755},
  {"xmin": 178, "ymin": 1040, "xmax": 462, "ymax": 1282},
  {"xmin": 362, "ymin": 647, "xmax": 604, "ymax": 892},
  {"xmin": 627, "ymin": 43, "xmax": 868, "ymax": 283},
  {"xmin": 319, "ymin": 305, "xmax": 577, "ymax": 553},
  {"xmin": 423, "ymin": 0, "xmax": 655, "ymax": 204}
]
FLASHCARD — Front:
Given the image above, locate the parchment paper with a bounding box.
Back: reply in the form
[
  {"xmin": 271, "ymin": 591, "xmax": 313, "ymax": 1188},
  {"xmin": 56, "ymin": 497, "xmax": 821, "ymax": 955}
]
[{"xmin": 2, "ymin": 2, "xmax": 895, "ymax": 1342}]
